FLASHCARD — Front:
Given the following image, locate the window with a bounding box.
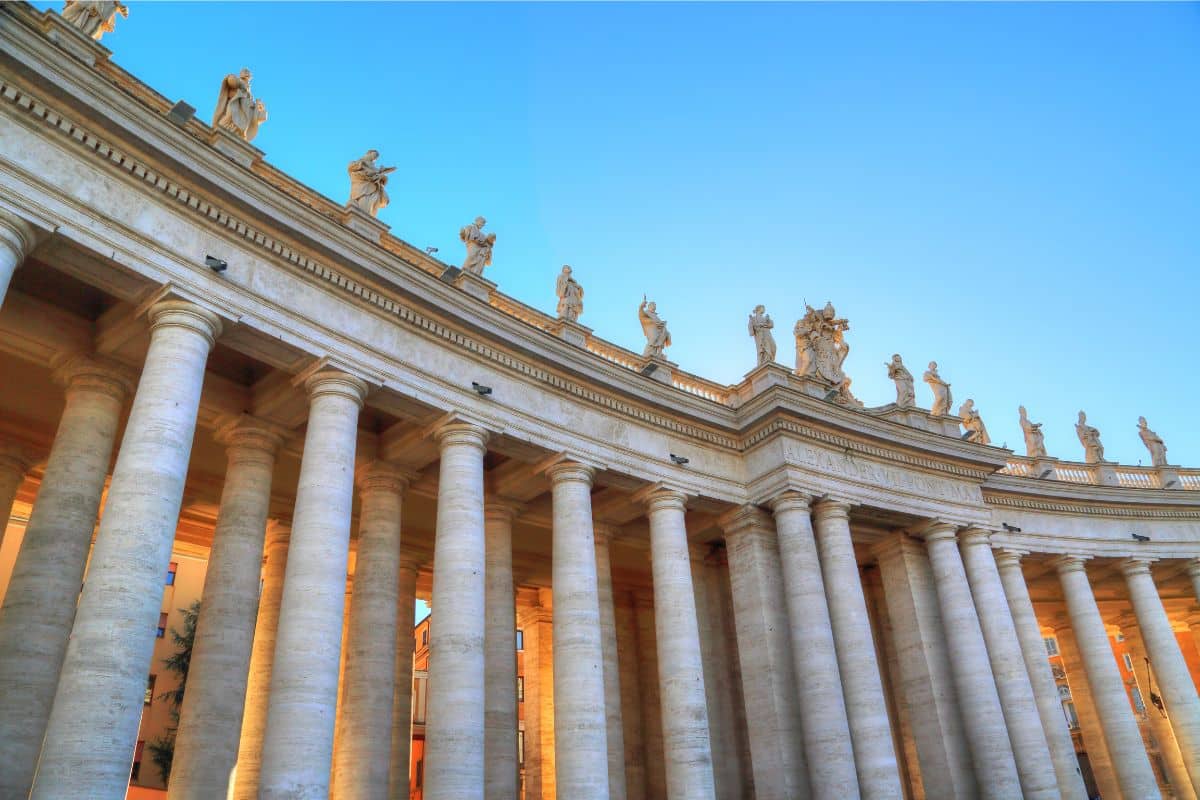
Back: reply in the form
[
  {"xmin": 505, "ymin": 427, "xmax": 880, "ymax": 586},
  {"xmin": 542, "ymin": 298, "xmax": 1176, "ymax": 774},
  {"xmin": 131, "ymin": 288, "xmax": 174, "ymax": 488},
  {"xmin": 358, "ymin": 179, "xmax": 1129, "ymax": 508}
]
[
  {"xmin": 145, "ymin": 675, "xmax": 156, "ymax": 706},
  {"xmin": 156, "ymin": 612, "xmax": 168, "ymax": 638},
  {"xmin": 132, "ymin": 740, "xmax": 145, "ymax": 781},
  {"xmin": 415, "ymin": 758, "xmax": 423, "ymax": 788},
  {"xmin": 421, "ymin": 628, "xmax": 428, "ymax": 647},
  {"xmin": 1057, "ymin": 684, "xmax": 1072, "ymax": 701},
  {"xmin": 518, "ymin": 730, "xmax": 525, "ymax": 765},
  {"xmin": 165, "ymin": 562, "xmax": 178, "ymax": 586},
  {"xmin": 1043, "ymin": 637, "xmax": 1059, "ymax": 656},
  {"xmin": 516, "ymin": 629, "xmax": 524, "ymax": 651},
  {"xmin": 517, "ymin": 676, "xmax": 524, "ymax": 702},
  {"xmin": 1132, "ymin": 686, "xmax": 1146, "ymax": 713},
  {"xmin": 1123, "ymin": 653, "xmax": 1134, "ymax": 672},
  {"xmin": 1063, "ymin": 703, "xmax": 1079, "ymax": 730}
]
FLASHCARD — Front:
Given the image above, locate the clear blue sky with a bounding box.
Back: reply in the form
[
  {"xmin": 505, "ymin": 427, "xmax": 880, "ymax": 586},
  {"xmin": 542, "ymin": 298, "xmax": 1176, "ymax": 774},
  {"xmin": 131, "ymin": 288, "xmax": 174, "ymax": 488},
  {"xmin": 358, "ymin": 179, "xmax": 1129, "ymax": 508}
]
[{"xmin": 42, "ymin": 2, "xmax": 1200, "ymax": 467}]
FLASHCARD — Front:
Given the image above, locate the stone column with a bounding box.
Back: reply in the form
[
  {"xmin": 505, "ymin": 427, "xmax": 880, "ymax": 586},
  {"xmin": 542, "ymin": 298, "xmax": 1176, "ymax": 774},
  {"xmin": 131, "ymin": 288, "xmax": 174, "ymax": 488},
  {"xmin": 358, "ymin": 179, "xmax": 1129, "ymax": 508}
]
[
  {"xmin": 1117, "ymin": 612, "xmax": 1197, "ymax": 800},
  {"xmin": 548, "ymin": 461, "xmax": 610, "ymax": 799},
  {"xmin": 170, "ymin": 419, "xmax": 283, "ymax": 800},
  {"xmin": 519, "ymin": 593, "xmax": 556, "ymax": 800},
  {"xmin": 258, "ymin": 370, "xmax": 368, "ymax": 799},
  {"xmin": 0, "ymin": 442, "xmax": 30, "ymax": 550},
  {"xmin": 959, "ymin": 530, "xmax": 1059, "ymax": 799},
  {"xmin": 1186, "ymin": 560, "xmax": 1200, "ymax": 611},
  {"xmin": 423, "ymin": 419, "xmax": 490, "ymax": 800},
  {"xmin": 613, "ymin": 592, "xmax": 647, "ymax": 800},
  {"xmin": 0, "ymin": 357, "xmax": 131, "ymax": 800},
  {"xmin": 1055, "ymin": 555, "xmax": 1161, "ymax": 798},
  {"xmin": 1122, "ymin": 558, "xmax": 1200, "ymax": 789},
  {"xmin": 718, "ymin": 505, "xmax": 807, "ymax": 800},
  {"xmin": 639, "ymin": 486, "xmax": 717, "ymax": 800},
  {"xmin": 388, "ymin": 556, "xmax": 420, "ymax": 800},
  {"xmin": 333, "ymin": 463, "xmax": 409, "ymax": 800},
  {"xmin": 632, "ymin": 590, "xmax": 667, "ymax": 799},
  {"xmin": 811, "ymin": 498, "xmax": 904, "ymax": 799},
  {"xmin": 771, "ymin": 493, "xmax": 860, "ymax": 798},
  {"xmin": 993, "ymin": 550, "xmax": 1089, "ymax": 799},
  {"xmin": 232, "ymin": 520, "xmax": 291, "ymax": 800},
  {"xmin": 594, "ymin": 525, "xmax": 628, "ymax": 800},
  {"xmin": 0, "ymin": 210, "xmax": 38, "ymax": 308},
  {"xmin": 484, "ymin": 501, "xmax": 519, "ymax": 800},
  {"xmin": 1052, "ymin": 619, "xmax": 1121, "ymax": 800},
  {"xmin": 30, "ymin": 301, "xmax": 221, "ymax": 800}
]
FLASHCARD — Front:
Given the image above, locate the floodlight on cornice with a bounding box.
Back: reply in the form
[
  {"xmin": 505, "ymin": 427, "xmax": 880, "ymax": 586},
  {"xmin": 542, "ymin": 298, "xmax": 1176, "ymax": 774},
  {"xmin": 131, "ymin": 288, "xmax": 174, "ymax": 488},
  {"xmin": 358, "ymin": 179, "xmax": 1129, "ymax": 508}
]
[
  {"xmin": 204, "ymin": 255, "xmax": 227, "ymax": 273},
  {"xmin": 166, "ymin": 100, "xmax": 195, "ymax": 127}
]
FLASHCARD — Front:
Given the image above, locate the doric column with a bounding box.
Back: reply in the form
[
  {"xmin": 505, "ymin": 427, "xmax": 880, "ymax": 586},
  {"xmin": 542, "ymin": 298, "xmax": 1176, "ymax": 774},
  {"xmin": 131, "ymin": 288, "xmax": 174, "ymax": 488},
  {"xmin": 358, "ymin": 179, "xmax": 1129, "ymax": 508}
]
[
  {"xmin": 638, "ymin": 486, "xmax": 717, "ymax": 799},
  {"xmin": 548, "ymin": 460, "xmax": 610, "ymax": 799},
  {"xmin": 1187, "ymin": 560, "xmax": 1200, "ymax": 610},
  {"xmin": 388, "ymin": 556, "xmax": 420, "ymax": 800},
  {"xmin": 594, "ymin": 524, "xmax": 628, "ymax": 800},
  {"xmin": 0, "ymin": 442, "xmax": 31, "ymax": 550},
  {"xmin": 0, "ymin": 210, "xmax": 38, "ymax": 307},
  {"xmin": 258, "ymin": 370, "xmax": 368, "ymax": 799},
  {"xmin": 770, "ymin": 492, "xmax": 859, "ymax": 798},
  {"xmin": 333, "ymin": 463, "xmax": 410, "ymax": 800},
  {"xmin": 1122, "ymin": 558, "xmax": 1200, "ymax": 789},
  {"xmin": 959, "ymin": 530, "xmax": 1058, "ymax": 799},
  {"xmin": 993, "ymin": 550, "xmax": 1089, "ymax": 799},
  {"xmin": 1054, "ymin": 555, "xmax": 1161, "ymax": 798},
  {"xmin": 30, "ymin": 301, "xmax": 221, "ymax": 800},
  {"xmin": 872, "ymin": 533, "xmax": 973, "ymax": 799},
  {"xmin": 811, "ymin": 498, "xmax": 904, "ymax": 799},
  {"xmin": 1117, "ymin": 612, "xmax": 1197, "ymax": 800},
  {"xmin": 719, "ymin": 505, "xmax": 808, "ymax": 800},
  {"xmin": 170, "ymin": 419, "xmax": 283, "ymax": 800},
  {"xmin": 613, "ymin": 592, "xmax": 647, "ymax": 800},
  {"xmin": 423, "ymin": 419, "xmax": 490, "ymax": 800},
  {"xmin": 232, "ymin": 520, "xmax": 291, "ymax": 800},
  {"xmin": 518, "ymin": 592, "xmax": 556, "ymax": 800},
  {"xmin": 484, "ymin": 501, "xmax": 519, "ymax": 800},
  {"xmin": 0, "ymin": 357, "xmax": 132, "ymax": 800},
  {"xmin": 1052, "ymin": 619, "xmax": 1121, "ymax": 800},
  {"xmin": 632, "ymin": 590, "xmax": 667, "ymax": 798}
]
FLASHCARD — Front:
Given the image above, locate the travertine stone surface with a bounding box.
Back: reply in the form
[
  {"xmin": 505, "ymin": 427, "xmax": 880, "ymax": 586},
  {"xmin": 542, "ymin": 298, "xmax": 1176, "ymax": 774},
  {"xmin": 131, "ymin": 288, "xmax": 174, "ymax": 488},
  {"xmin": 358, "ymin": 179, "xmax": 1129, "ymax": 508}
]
[
  {"xmin": 0, "ymin": 357, "xmax": 131, "ymax": 800},
  {"xmin": 347, "ymin": 150, "xmax": 395, "ymax": 218},
  {"xmin": 332, "ymin": 463, "xmax": 409, "ymax": 800},
  {"xmin": 641, "ymin": 487, "xmax": 717, "ymax": 800},
  {"xmin": 1052, "ymin": 621, "xmax": 1121, "ymax": 800},
  {"xmin": 770, "ymin": 493, "xmax": 859, "ymax": 799},
  {"xmin": 1121, "ymin": 559, "xmax": 1200, "ymax": 790},
  {"xmin": 633, "ymin": 591, "xmax": 667, "ymax": 800},
  {"xmin": 923, "ymin": 524, "xmax": 1022, "ymax": 799},
  {"xmin": 811, "ymin": 498, "xmax": 904, "ymax": 799},
  {"xmin": 232, "ymin": 521, "xmax": 291, "ymax": 800},
  {"xmin": 388, "ymin": 557, "xmax": 420, "ymax": 800},
  {"xmin": 593, "ymin": 525, "xmax": 628, "ymax": 800},
  {"xmin": 0, "ymin": 442, "xmax": 30, "ymax": 550},
  {"xmin": 257, "ymin": 371, "xmax": 367, "ymax": 800},
  {"xmin": 519, "ymin": 596, "xmax": 556, "ymax": 800},
  {"xmin": 30, "ymin": 301, "xmax": 221, "ymax": 800},
  {"xmin": 613, "ymin": 594, "xmax": 647, "ymax": 800},
  {"xmin": 0, "ymin": 209, "xmax": 37, "ymax": 309},
  {"xmin": 1055, "ymin": 556, "xmax": 1161, "ymax": 798},
  {"xmin": 484, "ymin": 501, "xmax": 519, "ymax": 800},
  {"xmin": 993, "ymin": 550, "xmax": 1089, "ymax": 799},
  {"xmin": 170, "ymin": 419, "xmax": 282, "ymax": 800},
  {"xmin": 548, "ymin": 461, "xmax": 610, "ymax": 800},
  {"xmin": 720, "ymin": 506, "xmax": 808, "ymax": 800},
  {"xmin": 424, "ymin": 420, "xmax": 490, "ymax": 800},
  {"xmin": 958, "ymin": 531, "xmax": 1058, "ymax": 799}
]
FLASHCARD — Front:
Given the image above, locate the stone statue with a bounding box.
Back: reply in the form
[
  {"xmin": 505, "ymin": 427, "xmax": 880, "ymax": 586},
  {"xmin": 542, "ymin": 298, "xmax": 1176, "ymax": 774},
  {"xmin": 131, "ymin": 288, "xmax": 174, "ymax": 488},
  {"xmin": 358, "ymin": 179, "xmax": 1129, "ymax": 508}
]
[
  {"xmin": 459, "ymin": 216, "xmax": 495, "ymax": 276},
  {"xmin": 747, "ymin": 305, "xmax": 776, "ymax": 366},
  {"xmin": 346, "ymin": 150, "xmax": 395, "ymax": 218},
  {"xmin": 212, "ymin": 69, "xmax": 267, "ymax": 142},
  {"xmin": 62, "ymin": 0, "xmax": 127, "ymax": 41},
  {"xmin": 886, "ymin": 354, "xmax": 915, "ymax": 408},
  {"xmin": 1137, "ymin": 417, "xmax": 1168, "ymax": 467},
  {"xmin": 638, "ymin": 295, "xmax": 671, "ymax": 359},
  {"xmin": 556, "ymin": 265, "xmax": 584, "ymax": 322},
  {"xmin": 959, "ymin": 399, "xmax": 991, "ymax": 445},
  {"xmin": 923, "ymin": 361, "xmax": 953, "ymax": 416},
  {"xmin": 793, "ymin": 302, "xmax": 850, "ymax": 385},
  {"xmin": 1018, "ymin": 406, "xmax": 1047, "ymax": 458},
  {"xmin": 1075, "ymin": 411, "xmax": 1105, "ymax": 463}
]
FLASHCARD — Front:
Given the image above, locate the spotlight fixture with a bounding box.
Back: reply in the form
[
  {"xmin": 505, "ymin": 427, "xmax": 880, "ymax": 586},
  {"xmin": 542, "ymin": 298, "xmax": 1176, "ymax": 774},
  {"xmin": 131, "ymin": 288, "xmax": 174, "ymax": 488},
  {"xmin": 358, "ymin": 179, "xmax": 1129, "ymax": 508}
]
[
  {"xmin": 669, "ymin": 454, "xmax": 689, "ymax": 466},
  {"xmin": 823, "ymin": 389, "xmax": 839, "ymax": 402},
  {"xmin": 1132, "ymin": 533, "xmax": 1150, "ymax": 542},
  {"xmin": 205, "ymin": 255, "xmax": 228, "ymax": 273},
  {"xmin": 439, "ymin": 266, "xmax": 461, "ymax": 284},
  {"xmin": 1164, "ymin": 479, "xmax": 1178, "ymax": 488},
  {"xmin": 166, "ymin": 100, "xmax": 195, "ymax": 127},
  {"xmin": 1001, "ymin": 522, "xmax": 1022, "ymax": 533},
  {"xmin": 472, "ymin": 381, "xmax": 492, "ymax": 396},
  {"xmin": 425, "ymin": 246, "xmax": 439, "ymax": 255},
  {"xmin": 1037, "ymin": 468, "xmax": 1054, "ymax": 479}
]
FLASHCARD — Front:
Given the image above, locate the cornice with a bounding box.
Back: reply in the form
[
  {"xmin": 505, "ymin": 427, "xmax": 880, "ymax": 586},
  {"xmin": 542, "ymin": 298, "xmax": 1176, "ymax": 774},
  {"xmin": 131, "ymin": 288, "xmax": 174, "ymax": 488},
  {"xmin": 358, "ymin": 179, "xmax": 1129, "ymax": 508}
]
[{"xmin": 983, "ymin": 492, "xmax": 1200, "ymax": 520}]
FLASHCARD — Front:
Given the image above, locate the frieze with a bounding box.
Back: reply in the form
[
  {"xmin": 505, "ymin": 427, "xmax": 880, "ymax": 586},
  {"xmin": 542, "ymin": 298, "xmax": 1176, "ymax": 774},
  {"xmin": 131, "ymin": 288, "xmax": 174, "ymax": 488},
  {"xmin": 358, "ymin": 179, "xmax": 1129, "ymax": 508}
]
[
  {"xmin": 784, "ymin": 441, "xmax": 982, "ymax": 505},
  {"xmin": 983, "ymin": 492, "xmax": 1200, "ymax": 520}
]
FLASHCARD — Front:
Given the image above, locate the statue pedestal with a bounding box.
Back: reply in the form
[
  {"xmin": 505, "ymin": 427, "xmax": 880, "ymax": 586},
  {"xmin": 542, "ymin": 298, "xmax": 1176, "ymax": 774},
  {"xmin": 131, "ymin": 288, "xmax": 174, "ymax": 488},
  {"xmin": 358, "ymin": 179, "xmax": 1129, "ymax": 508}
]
[
  {"xmin": 1156, "ymin": 466, "xmax": 1182, "ymax": 490},
  {"xmin": 207, "ymin": 127, "xmax": 264, "ymax": 169},
  {"xmin": 38, "ymin": 10, "xmax": 112, "ymax": 67},
  {"xmin": 741, "ymin": 362, "xmax": 792, "ymax": 397},
  {"xmin": 792, "ymin": 375, "xmax": 841, "ymax": 402},
  {"xmin": 1031, "ymin": 457, "xmax": 1059, "ymax": 480},
  {"xmin": 341, "ymin": 204, "xmax": 390, "ymax": 242},
  {"xmin": 550, "ymin": 318, "xmax": 592, "ymax": 348},
  {"xmin": 875, "ymin": 404, "xmax": 954, "ymax": 434},
  {"xmin": 639, "ymin": 356, "xmax": 676, "ymax": 386},
  {"xmin": 442, "ymin": 269, "xmax": 496, "ymax": 303},
  {"xmin": 1092, "ymin": 462, "xmax": 1120, "ymax": 487}
]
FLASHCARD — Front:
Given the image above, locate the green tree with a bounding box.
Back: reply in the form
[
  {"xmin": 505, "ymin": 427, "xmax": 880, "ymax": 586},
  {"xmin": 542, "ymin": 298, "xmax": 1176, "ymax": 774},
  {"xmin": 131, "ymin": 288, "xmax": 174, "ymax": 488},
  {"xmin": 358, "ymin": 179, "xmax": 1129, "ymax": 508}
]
[{"xmin": 146, "ymin": 600, "xmax": 200, "ymax": 786}]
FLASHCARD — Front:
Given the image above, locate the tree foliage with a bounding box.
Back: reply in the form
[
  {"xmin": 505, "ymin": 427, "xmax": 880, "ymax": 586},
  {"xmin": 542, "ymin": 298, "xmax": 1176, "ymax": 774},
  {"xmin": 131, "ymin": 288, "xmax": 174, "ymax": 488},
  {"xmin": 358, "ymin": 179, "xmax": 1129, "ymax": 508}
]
[{"xmin": 146, "ymin": 600, "xmax": 200, "ymax": 786}]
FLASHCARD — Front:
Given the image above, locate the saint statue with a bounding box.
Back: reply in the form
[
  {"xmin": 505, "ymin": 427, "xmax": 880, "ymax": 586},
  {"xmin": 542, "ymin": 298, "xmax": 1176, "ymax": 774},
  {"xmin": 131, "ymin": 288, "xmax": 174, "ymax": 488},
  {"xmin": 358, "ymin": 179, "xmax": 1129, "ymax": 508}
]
[
  {"xmin": 459, "ymin": 216, "xmax": 496, "ymax": 276},
  {"xmin": 556, "ymin": 265, "xmax": 584, "ymax": 322},
  {"xmin": 923, "ymin": 361, "xmax": 953, "ymax": 416},
  {"xmin": 1075, "ymin": 411, "xmax": 1105, "ymax": 463},
  {"xmin": 747, "ymin": 305, "xmax": 776, "ymax": 366},
  {"xmin": 1137, "ymin": 417, "xmax": 1168, "ymax": 467},
  {"xmin": 62, "ymin": 0, "xmax": 127, "ymax": 41},
  {"xmin": 212, "ymin": 69, "xmax": 267, "ymax": 142},
  {"xmin": 959, "ymin": 399, "xmax": 991, "ymax": 445},
  {"xmin": 347, "ymin": 150, "xmax": 396, "ymax": 218},
  {"xmin": 1018, "ymin": 406, "xmax": 1047, "ymax": 459},
  {"xmin": 638, "ymin": 295, "xmax": 671, "ymax": 359},
  {"xmin": 793, "ymin": 301, "xmax": 850, "ymax": 385},
  {"xmin": 886, "ymin": 354, "xmax": 915, "ymax": 408}
]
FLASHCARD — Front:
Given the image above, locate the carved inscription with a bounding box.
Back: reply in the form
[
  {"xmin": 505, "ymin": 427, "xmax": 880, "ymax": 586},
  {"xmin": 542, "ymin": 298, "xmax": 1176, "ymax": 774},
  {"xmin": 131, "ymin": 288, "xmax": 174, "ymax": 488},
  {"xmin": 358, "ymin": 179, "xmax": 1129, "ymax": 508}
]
[{"xmin": 786, "ymin": 442, "xmax": 982, "ymax": 505}]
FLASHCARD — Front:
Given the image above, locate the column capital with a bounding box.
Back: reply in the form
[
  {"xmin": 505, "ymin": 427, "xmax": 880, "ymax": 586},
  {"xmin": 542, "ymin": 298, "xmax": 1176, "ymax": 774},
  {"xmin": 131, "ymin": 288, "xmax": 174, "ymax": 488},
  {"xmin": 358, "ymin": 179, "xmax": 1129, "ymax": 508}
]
[
  {"xmin": 1185, "ymin": 608, "xmax": 1200, "ymax": 629},
  {"xmin": 811, "ymin": 495, "xmax": 854, "ymax": 522},
  {"xmin": 0, "ymin": 209, "xmax": 41, "ymax": 264},
  {"xmin": 428, "ymin": 414, "xmax": 490, "ymax": 452},
  {"xmin": 51, "ymin": 354, "xmax": 137, "ymax": 402},
  {"xmin": 631, "ymin": 482, "xmax": 688, "ymax": 512},
  {"xmin": 147, "ymin": 299, "xmax": 223, "ymax": 346},
  {"xmin": 1114, "ymin": 611, "xmax": 1140, "ymax": 633},
  {"xmin": 484, "ymin": 498, "xmax": 524, "ymax": 522},
  {"xmin": 1118, "ymin": 558, "xmax": 1157, "ymax": 579},
  {"xmin": 357, "ymin": 461, "xmax": 415, "ymax": 496},
  {"xmin": 543, "ymin": 457, "xmax": 596, "ymax": 487},
  {"xmin": 916, "ymin": 519, "xmax": 959, "ymax": 544},
  {"xmin": 1185, "ymin": 558, "xmax": 1200, "ymax": 580},
  {"xmin": 593, "ymin": 522, "xmax": 620, "ymax": 542},
  {"xmin": 716, "ymin": 504, "xmax": 773, "ymax": 538},
  {"xmin": 304, "ymin": 369, "xmax": 368, "ymax": 408},
  {"xmin": 1050, "ymin": 612, "xmax": 1074, "ymax": 634},
  {"xmin": 215, "ymin": 415, "xmax": 287, "ymax": 458},
  {"xmin": 265, "ymin": 519, "xmax": 292, "ymax": 549},
  {"xmin": 870, "ymin": 531, "xmax": 925, "ymax": 563},
  {"xmin": 993, "ymin": 548, "xmax": 1029, "ymax": 571},
  {"xmin": 1049, "ymin": 554, "xmax": 1091, "ymax": 575},
  {"xmin": 958, "ymin": 526, "xmax": 994, "ymax": 549},
  {"xmin": 0, "ymin": 440, "xmax": 33, "ymax": 477},
  {"xmin": 767, "ymin": 490, "xmax": 814, "ymax": 514},
  {"xmin": 398, "ymin": 552, "xmax": 424, "ymax": 575}
]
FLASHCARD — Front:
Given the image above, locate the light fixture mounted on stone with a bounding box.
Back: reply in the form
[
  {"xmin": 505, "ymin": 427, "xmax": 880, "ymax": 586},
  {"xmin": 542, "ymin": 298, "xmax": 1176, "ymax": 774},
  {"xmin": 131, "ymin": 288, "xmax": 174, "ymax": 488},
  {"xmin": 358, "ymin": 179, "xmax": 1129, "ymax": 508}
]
[
  {"xmin": 205, "ymin": 255, "xmax": 227, "ymax": 273},
  {"xmin": 669, "ymin": 454, "xmax": 689, "ymax": 466},
  {"xmin": 472, "ymin": 382, "xmax": 492, "ymax": 397},
  {"xmin": 1132, "ymin": 533, "xmax": 1150, "ymax": 542},
  {"xmin": 166, "ymin": 100, "xmax": 195, "ymax": 127}
]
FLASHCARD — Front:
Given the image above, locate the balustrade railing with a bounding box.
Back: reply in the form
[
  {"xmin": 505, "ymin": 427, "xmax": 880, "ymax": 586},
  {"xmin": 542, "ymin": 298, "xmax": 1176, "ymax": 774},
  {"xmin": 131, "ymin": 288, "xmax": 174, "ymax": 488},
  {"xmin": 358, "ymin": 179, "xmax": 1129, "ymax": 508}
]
[{"xmin": 1001, "ymin": 456, "xmax": 1199, "ymax": 490}]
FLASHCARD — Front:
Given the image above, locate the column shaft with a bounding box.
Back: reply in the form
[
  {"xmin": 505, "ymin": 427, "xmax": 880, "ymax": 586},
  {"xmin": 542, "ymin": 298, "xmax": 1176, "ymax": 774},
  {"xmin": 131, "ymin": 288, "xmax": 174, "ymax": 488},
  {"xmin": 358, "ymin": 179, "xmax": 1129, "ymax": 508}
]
[
  {"xmin": 614, "ymin": 593, "xmax": 647, "ymax": 800},
  {"xmin": 595, "ymin": 527, "xmax": 628, "ymax": 800},
  {"xmin": 0, "ymin": 443, "xmax": 29, "ymax": 551},
  {"xmin": 633, "ymin": 591, "xmax": 667, "ymax": 798},
  {"xmin": 520, "ymin": 597, "xmax": 556, "ymax": 800},
  {"xmin": 388, "ymin": 558, "xmax": 419, "ymax": 800},
  {"xmin": 1054, "ymin": 622, "xmax": 1122, "ymax": 800},
  {"xmin": 0, "ymin": 359, "xmax": 130, "ymax": 800},
  {"xmin": 30, "ymin": 301, "xmax": 221, "ymax": 800},
  {"xmin": 484, "ymin": 502, "xmax": 519, "ymax": 800},
  {"xmin": 258, "ymin": 371, "xmax": 367, "ymax": 799},
  {"xmin": 423, "ymin": 421, "xmax": 489, "ymax": 800}
]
